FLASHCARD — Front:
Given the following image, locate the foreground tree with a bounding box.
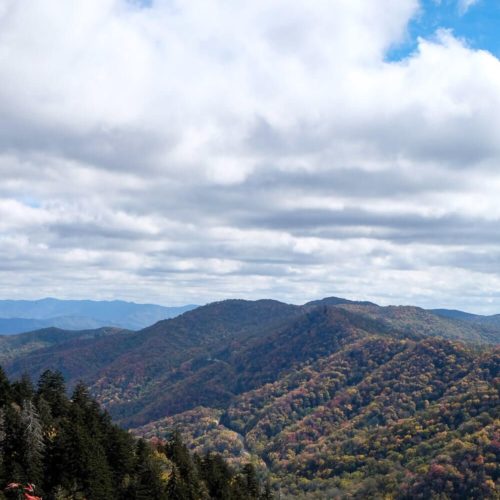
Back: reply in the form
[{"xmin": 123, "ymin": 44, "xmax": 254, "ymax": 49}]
[{"xmin": 0, "ymin": 369, "xmax": 274, "ymax": 500}]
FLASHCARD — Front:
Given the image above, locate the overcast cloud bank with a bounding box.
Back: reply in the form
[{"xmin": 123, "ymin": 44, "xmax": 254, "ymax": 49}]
[{"xmin": 1, "ymin": 0, "xmax": 500, "ymax": 312}]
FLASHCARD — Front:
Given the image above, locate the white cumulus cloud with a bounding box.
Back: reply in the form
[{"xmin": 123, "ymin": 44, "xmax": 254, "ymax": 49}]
[{"xmin": 0, "ymin": 0, "xmax": 500, "ymax": 312}]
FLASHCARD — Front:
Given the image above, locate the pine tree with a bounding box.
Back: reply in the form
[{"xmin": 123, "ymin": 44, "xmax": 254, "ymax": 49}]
[
  {"xmin": 0, "ymin": 368, "xmax": 11, "ymax": 408},
  {"xmin": 20, "ymin": 400, "xmax": 44, "ymax": 488},
  {"xmin": 11, "ymin": 374, "xmax": 34, "ymax": 406},
  {"xmin": 0, "ymin": 369, "xmax": 273, "ymax": 500},
  {"xmin": 0, "ymin": 407, "xmax": 5, "ymax": 485},
  {"xmin": 66, "ymin": 399, "xmax": 114, "ymax": 499},
  {"xmin": 242, "ymin": 463, "xmax": 260, "ymax": 499},
  {"xmin": 166, "ymin": 468, "xmax": 188, "ymax": 500},
  {"xmin": 2, "ymin": 403, "xmax": 24, "ymax": 483},
  {"xmin": 199, "ymin": 453, "xmax": 232, "ymax": 499},
  {"xmin": 103, "ymin": 423, "xmax": 136, "ymax": 497},
  {"xmin": 36, "ymin": 370, "xmax": 67, "ymax": 419},
  {"xmin": 131, "ymin": 439, "xmax": 166, "ymax": 500}
]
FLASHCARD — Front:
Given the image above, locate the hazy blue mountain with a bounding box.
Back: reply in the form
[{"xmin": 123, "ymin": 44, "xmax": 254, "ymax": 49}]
[
  {"xmin": 0, "ymin": 316, "xmax": 118, "ymax": 334},
  {"xmin": 0, "ymin": 317, "xmax": 52, "ymax": 334},
  {"xmin": 431, "ymin": 308, "xmax": 500, "ymax": 331},
  {"xmin": 0, "ymin": 298, "xmax": 198, "ymax": 333},
  {"xmin": 431, "ymin": 308, "xmax": 484, "ymax": 321}
]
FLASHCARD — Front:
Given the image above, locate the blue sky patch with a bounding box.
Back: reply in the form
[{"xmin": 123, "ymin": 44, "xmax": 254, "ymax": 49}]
[
  {"xmin": 387, "ymin": 0, "xmax": 500, "ymax": 61},
  {"xmin": 127, "ymin": 0, "xmax": 153, "ymax": 8}
]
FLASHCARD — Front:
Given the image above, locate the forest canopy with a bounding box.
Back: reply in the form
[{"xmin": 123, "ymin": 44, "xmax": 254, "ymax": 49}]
[{"xmin": 0, "ymin": 368, "xmax": 272, "ymax": 500}]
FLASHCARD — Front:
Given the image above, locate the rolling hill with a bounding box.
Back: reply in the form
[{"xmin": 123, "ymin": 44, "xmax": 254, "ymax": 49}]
[
  {"xmin": 0, "ymin": 297, "xmax": 498, "ymax": 497},
  {"xmin": 0, "ymin": 326, "xmax": 130, "ymax": 365},
  {"xmin": 133, "ymin": 339, "xmax": 498, "ymax": 498},
  {"xmin": 2, "ymin": 298, "xmax": 498, "ymax": 424}
]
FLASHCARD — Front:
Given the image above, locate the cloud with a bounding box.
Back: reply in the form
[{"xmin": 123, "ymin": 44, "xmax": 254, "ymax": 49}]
[
  {"xmin": 458, "ymin": 0, "xmax": 480, "ymax": 15},
  {"xmin": 0, "ymin": 0, "xmax": 499, "ymax": 313}
]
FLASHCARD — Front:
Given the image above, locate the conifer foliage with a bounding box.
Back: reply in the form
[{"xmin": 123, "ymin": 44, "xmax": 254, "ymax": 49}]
[{"xmin": 0, "ymin": 368, "xmax": 272, "ymax": 500}]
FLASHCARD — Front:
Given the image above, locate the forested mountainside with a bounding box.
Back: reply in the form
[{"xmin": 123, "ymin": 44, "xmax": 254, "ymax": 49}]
[
  {"xmin": 0, "ymin": 298, "xmax": 498, "ymax": 498},
  {"xmin": 132, "ymin": 338, "xmax": 499, "ymax": 498},
  {"xmin": 335, "ymin": 303, "xmax": 500, "ymax": 344},
  {"xmin": 2, "ymin": 299, "xmax": 499, "ymax": 425},
  {"xmin": 0, "ymin": 327, "xmax": 128, "ymax": 365},
  {"xmin": 3, "ymin": 300, "xmax": 302, "ymax": 398},
  {"xmin": 0, "ymin": 369, "xmax": 272, "ymax": 500}
]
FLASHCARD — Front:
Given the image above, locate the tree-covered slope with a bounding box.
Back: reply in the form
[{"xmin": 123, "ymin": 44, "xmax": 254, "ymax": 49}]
[
  {"xmin": 0, "ymin": 369, "xmax": 273, "ymax": 500},
  {"xmin": 3, "ymin": 300, "xmax": 302, "ymax": 410},
  {"xmin": 105, "ymin": 306, "xmax": 385, "ymax": 426},
  {"xmin": 103, "ymin": 302, "xmax": 499, "ymax": 427},
  {"xmin": 2, "ymin": 299, "xmax": 499, "ymax": 428},
  {"xmin": 1, "ymin": 297, "xmax": 499, "ymax": 498},
  {"xmin": 0, "ymin": 326, "xmax": 128, "ymax": 365},
  {"xmin": 134, "ymin": 339, "xmax": 499, "ymax": 498},
  {"xmin": 338, "ymin": 303, "xmax": 500, "ymax": 344}
]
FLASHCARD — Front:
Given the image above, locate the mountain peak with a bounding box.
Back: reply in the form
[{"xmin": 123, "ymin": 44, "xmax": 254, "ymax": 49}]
[{"xmin": 304, "ymin": 296, "xmax": 378, "ymax": 308}]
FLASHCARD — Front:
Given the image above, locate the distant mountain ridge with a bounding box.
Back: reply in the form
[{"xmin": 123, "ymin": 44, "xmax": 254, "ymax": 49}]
[
  {"xmin": 2, "ymin": 297, "xmax": 498, "ymax": 425},
  {"xmin": 432, "ymin": 307, "xmax": 500, "ymax": 326},
  {"xmin": 0, "ymin": 298, "xmax": 198, "ymax": 333},
  {"xmin": 0, "ymin": 296, "xmax": 498, "ymax": 497}
]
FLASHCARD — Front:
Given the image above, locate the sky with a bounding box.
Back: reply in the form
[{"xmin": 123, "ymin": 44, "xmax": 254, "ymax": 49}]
[{"xmin": 1, "ymin": 0, "xmax": 500, "ymax": 313}]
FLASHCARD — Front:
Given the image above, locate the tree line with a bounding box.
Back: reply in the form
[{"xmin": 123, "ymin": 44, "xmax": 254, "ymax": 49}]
[{"xmin": 0, "ymin": 368, "xmax": 273, "ymax": 500}]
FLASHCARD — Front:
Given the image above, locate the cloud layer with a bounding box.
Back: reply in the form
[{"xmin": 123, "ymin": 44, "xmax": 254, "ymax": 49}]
[{"xmin": 1, "ymin": 0, "xmax": 500, "ymax": 312}]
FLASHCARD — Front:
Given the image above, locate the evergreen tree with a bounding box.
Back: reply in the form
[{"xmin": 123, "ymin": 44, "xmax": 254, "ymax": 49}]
[
  {"xmin": 0, "ymin": 408, "xmax": 5, "ymax": 486},
  {"xmin": 242, "ymin": 463, "xmax": 260, "ymax": 499},
  {"xmin": 131, "ymin": 439, "xmax": 166, "ymax": 500},
  {"xmin": 164, "ymin": 431, "xmax": 204, "ymax": 499},
  {"xmin": 199, "ymin": 453, "xmax": 232, "ymax": 499},
  {"xmin": 0, "ymin": 369, "xmax": 274, "ymax": 500},
  {"xmin": 0, "ymin": 368, "xmax": 11, "ymax": 408},
  {"xmin": 11, "ymin": 375, "xmax": 34, "ymax": 407},
  {"xmin": 2, "ymin": 403, "xmax": 25, "ymax": 483},
  {"xmin": 36, "ymin": 370, "xmax": 67, "ymax": 419},
  {"xmin": 63, "ymin": 396, "xmax": 114, "ymax": 500},
  {"xmin": 19, "ymin": 400, "xmax": 44, "ymax": 488},
  {"xmin": 103, "ymin": 423, "xmax": 136, "ymax": 497},
  {"xmin": 166, "ymin": 468, "xmax": 188, "ymax": 500}
]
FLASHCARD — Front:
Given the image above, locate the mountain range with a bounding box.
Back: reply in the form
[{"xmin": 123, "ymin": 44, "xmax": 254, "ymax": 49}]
[
  {"xmin": 0, "ymin": 296, "xmax": 498, "ymax": 498},
  {"xmin": 0, "ymin": 298, "xmax": 198, "ymax": 333}
]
